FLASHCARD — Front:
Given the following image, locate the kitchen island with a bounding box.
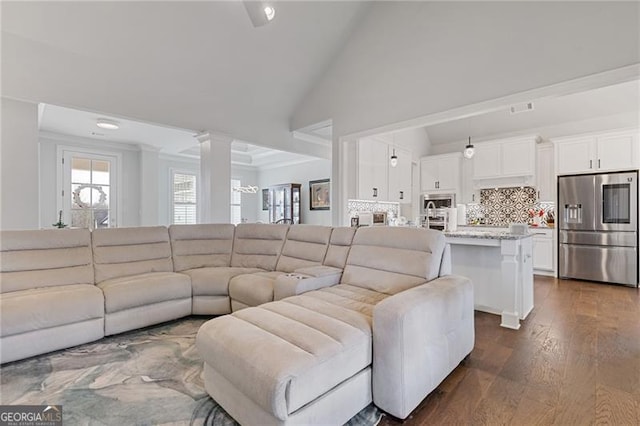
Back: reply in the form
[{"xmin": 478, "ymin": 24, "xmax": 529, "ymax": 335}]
[{"xmin": 443, "ymin": 229, "xmax": 533, "ymax": 330}]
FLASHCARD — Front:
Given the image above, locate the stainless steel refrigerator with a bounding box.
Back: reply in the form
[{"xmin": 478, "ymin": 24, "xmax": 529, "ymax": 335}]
[{"xmin": 558, "ymin": 171, "xmax": 638, "ymax": 287}]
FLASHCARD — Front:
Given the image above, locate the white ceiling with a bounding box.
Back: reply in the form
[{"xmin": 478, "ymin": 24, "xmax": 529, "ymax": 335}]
[
  {"xmin": 2, "ymin": 1, "xmax": 367, "ymax": 155},
  {"xmin": 4, "ymin": 1, "xmax": 638, "ymax": 156},
  {"xmin": 424, "ymin": 80, "xmax": 640, "ymax": 145},
  {"xmin": 38, "ymin": 103, "xmax": 318, "ymax": 169}
]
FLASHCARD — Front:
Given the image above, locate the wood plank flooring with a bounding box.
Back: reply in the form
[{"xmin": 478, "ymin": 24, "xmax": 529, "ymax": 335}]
[{"xmin": 380, "ymin": 276, "xmax": 640, "ymax": 425}]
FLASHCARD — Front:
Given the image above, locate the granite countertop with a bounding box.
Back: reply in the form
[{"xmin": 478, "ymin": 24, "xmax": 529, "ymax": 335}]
[{"xmin": 443, "ymin": 230, "xmax": 532, "ymax": 240}]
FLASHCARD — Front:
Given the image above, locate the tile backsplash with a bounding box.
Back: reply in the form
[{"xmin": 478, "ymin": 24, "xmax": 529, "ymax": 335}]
[
  {"xmin": 347, "ymin": 199, "xmax": 400, "ymax": 219},
  {"xmin": 466, "ymin": 186, "xmax": 555, "ymax": 226}
]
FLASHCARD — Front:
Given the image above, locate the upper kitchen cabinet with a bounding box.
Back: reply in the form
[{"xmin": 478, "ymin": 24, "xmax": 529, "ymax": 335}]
[
  {"xmin": 536, "ymin": 143, "xmax": 555, "ymax": 202},
  {"xmin": 554, "ymin": 129, "xmax": 639, "ymax": 175},
  {"xmin": 472, "ymin": 136, "xmax": 536, "ymax": 187},
  {"xmin": 388, "ymin": 146, "xmax": 412, "ymax": 204},
  {"xmin": 346, "ymin": 137, "xmax": 413, "ymax": 203},
  {"xmin": 420, "ymin": 153, "xmax": 461, "ymax": 193},
  {"xmin": 356, "ymin": 137, "xmax": 388, "ymax": 201}
]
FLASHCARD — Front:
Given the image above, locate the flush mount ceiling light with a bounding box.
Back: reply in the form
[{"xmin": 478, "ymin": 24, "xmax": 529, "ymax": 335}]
[
  {"xmin": 264, "ymin": 5, "xmax": 275, "ymax": 21},
  {"xmin": 96, "ymin": 118, "xmax": 119, "ymax": 130},
  {"xmin": 243, "ymin": 1, "xmax": 276, "ymax": 27},
  {"xmin": 464, "ymin": 136, "xmax": 475, "ymax": 159}
]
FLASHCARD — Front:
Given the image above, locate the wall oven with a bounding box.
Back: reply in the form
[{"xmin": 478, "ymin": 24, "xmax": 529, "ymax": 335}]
[{"xmin": 420, "ymin": 193, "xmax": 455, "ymax": 230}]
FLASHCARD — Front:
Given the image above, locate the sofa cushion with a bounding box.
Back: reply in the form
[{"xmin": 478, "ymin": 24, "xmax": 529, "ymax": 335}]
[
  {"xmin": 92, "ymin": 226, "xmax": 174, "ymax": 283},
  {"xmin": 196, "ymin": 284, "xmax": 388, "ymax": 420},
  {"xmin": 0, "ymin": 284, "xmax": 104, "ymax": 337},
  {"xmin": 169, "ymin": 224, "xmax": 235, "ymax": 272},
  {"xmin": 275, "ymin": 225, "xmax": 331, "ymax": 273},
  {"xmin": 184, "ymin": 267, "xmax": 263, "ymax": 297},
  {"xmin": 229, "ymin": 271, "xmax": 285, "ymax": 308},
  {"xmin": 0, "ymin": 229, "xmax": 94, "ymax": 293},
  {"xmin": 342, "ymin": 227, "xmax": 446, "ymax": 295},
  {"xmin": 230, "ymin": 224, "xmax": 289, "ymax": 270},
  {"xmin": 323, "ymin": 227, "xmax": 356, "ymax": 269},
  {"xmin": 98, "ymin": 272, "xmax": 191, "ymax": 313}
]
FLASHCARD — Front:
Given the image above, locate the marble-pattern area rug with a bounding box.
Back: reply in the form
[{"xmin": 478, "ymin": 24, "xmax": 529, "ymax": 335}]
[{"xmin": 0, "ymin": 318, "xmax": 383, "ymax": 426}]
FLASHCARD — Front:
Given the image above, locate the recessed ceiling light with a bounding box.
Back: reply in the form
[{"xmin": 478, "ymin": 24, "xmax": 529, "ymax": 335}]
[
  {"xmin": 264, "ymin": 5, "xmax": 275, "ymax": 21},
  {"xmin": 96, "ymin": 118, "xmax": 119, "ymax": 130}
]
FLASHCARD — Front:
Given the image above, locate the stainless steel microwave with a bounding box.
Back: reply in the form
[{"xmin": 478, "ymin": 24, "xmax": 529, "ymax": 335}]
[{"xmin": 421, "ymin": 193, "xmax": 455, "ymax": 214}]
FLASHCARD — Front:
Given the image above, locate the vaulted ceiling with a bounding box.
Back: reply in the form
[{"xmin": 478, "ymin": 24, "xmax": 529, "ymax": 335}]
[
  {"xmin": 2, "ymin": 1, "xmax": 638, "ymax": 157},
  {"xmin": 1, "ymin": 1, "xmax": 368, "ymax": 156}
]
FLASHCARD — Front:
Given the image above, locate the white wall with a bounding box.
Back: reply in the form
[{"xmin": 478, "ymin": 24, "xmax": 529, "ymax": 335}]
[
  {"xmin": 139, "ymin": 148, "xmax": 160, "ymax": 226},
  {"xmin": 292, "ymin": 2, "xmax": 640, "ymax": 138},
  {"xmin": 393, "ymin": 127, "xmax": 431, "ymax": 159},
  {"xmin": 258, "ymin": 159, "xmax": 332, "ymax": 226},
  {"xmin": 1, "ymin": 98, "xmax": 40, "ymax": 229}
]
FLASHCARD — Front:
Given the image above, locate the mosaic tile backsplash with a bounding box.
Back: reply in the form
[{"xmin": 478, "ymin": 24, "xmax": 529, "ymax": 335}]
[
  {"xmin": 347, "ymin": 199, "xmax": 400, "ymax": 219},
  {"xmin": 466, "ymin": 186, "xmax": 555, "ymax": 226}
]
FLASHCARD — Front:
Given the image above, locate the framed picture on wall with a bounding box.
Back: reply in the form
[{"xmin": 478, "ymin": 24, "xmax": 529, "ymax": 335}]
[
  {"xmin": 309, "ymin": 179, "xmax": 330, "ymax": 210},
  {"xmin": 262, "ymin": 188, "xmax": 269, "ymax": 210}
]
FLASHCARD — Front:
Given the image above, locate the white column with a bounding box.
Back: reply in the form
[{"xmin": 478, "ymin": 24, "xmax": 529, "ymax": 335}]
[
  {"xmin": 138, "ymin": 144, "xmax": 160, "ymax": 226},
  {"xmin": 500, "ymin": 239, "xmax": 521, "ymax": 330},
  {"xmin": 197, "ymin": 131, "xmax": 232, "ymax": 223},
  {"xmin": 1, "ymin": 98, "xmax": 39, "ymax": 230}
]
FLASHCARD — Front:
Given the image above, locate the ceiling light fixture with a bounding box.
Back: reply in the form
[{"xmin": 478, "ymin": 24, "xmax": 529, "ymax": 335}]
[
  {"xmin": 464, "ymin": 136, "xmax": 475, "ymax": 159},
  {"xmin": 243, "ymin": 1, "xmax": 276, "ymax": 27},
  {"xmin": 264, "ymin": 5, "xmax": 275, "ymax": 21},
  {"xmin": 390, "ymin": 149, "xmax": 398, "ymax": 167},
  {"xmin": 96, "ymin": 118, "xmax": 119, "ymax": 130}
]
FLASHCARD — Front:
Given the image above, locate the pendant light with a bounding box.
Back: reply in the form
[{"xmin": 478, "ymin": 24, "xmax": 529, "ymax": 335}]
[
  {"xmin": 390, "ymin": 148, "xmax": 398, "ymax": 167},
  {"xmin": 390, "ymin": 133, "xmax": 398, "ymax": 167},
  {"xmin": 464, "ymin": 136, "xmax": 475, "ymax": 159}
]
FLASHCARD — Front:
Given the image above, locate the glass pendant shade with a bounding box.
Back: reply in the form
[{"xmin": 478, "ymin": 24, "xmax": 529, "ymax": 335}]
[
  {"xmin": 390, "ymin": 149, "xmax": 398, "ymax": 167},
  {"xmin": 464, "ymin": 137, "xmax": 475, "ymax": 159}
]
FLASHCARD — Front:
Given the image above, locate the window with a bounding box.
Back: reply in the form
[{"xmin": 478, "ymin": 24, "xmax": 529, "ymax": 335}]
[
  {"xmin": 230, "ymin": 179, "xmax": 242, "ymax": 225},
  {"xmin": 173, "ymin": 172, "xmax": 197, "ymax": 224}
]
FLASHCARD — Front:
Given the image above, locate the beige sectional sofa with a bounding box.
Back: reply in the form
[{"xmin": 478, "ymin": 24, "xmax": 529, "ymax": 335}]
[{"xmin": 0, "ymin": 223, "xmax": 474, "ymax": 423}]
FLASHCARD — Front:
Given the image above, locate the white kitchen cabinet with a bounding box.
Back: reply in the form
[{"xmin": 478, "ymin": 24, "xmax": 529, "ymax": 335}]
[
  {"xmin": 420, "ymin": 153, "xmax": 461, "ymax": 193},
  {"xmin": 531, "ymin": 228, "xmax": 554, "ymax": 274},
  {"xmin": 472, "ymin": 136, "xmax": 536, "ymax": 186},
  {"xmin": 502, "ymin": 139, "xmax": 535, "ymax": 177},
  {"xmin": 472, "ymin": 142, "xmax": 501, "ymax": 179},
  {"xmin": 597, "ymin": 133, "xmax": 637, "ymax": 171},
  {"xmin": 536, "ymin": 144, "xmax": 555, "ymax": 202},
  {"xmin": 460, "ymin": 156, "xmax": 480, "ymax": 203},
  {"xmin": 357, "ymin": 137, "xmax": 389, "ymax": 201},
  {"xmin": 388, "ymin": 147, "xmax": 412, "ymax": 204},
  {"xmin": 554, "ymin": 129, "xmax": 639, "ymax": 175}
]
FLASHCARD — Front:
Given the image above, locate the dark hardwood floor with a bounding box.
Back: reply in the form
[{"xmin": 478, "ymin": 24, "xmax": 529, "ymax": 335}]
[{"xmin": 379, "ymin": 276, "xmax": 640, "ymax": 425}]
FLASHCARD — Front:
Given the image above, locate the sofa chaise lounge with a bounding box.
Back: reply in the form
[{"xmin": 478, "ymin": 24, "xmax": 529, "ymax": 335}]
[{"xmin": 196, "ymin": 226, "xmax": 474, "ymax": 423}]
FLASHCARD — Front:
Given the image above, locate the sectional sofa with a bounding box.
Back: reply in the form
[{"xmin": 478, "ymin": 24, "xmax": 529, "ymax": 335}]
[{"xmin": 0, "ymin": 223, "xmax": 474, "ymax": 423}]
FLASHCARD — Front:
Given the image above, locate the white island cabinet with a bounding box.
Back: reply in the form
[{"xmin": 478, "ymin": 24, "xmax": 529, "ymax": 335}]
[{"xmin": 444, "ymin": 230, "xmax": 533, "ymax": 330}]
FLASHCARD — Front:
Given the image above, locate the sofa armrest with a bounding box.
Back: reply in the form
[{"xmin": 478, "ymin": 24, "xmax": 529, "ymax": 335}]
[
  {"xmin": 292, "ymin": 265, "xmax": 342, "ymax": 278},
  {"xmin": 273, "ymin": 269, "xmax": 342, "ymax": 301},
  {"xmin": 372, "ymin": 275, "xmax": 474, "ymax": 419}
]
